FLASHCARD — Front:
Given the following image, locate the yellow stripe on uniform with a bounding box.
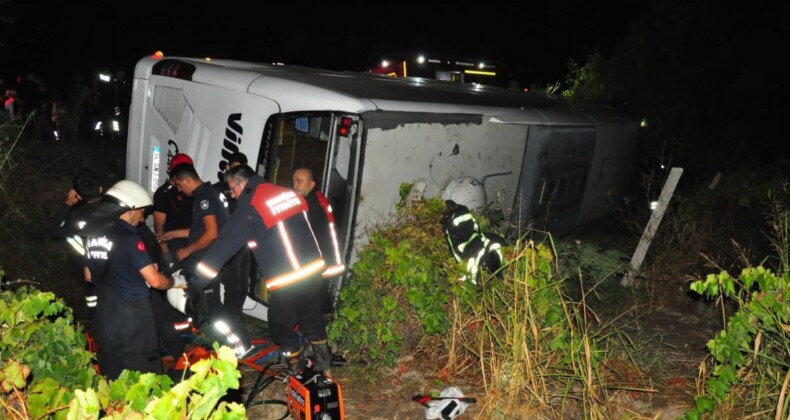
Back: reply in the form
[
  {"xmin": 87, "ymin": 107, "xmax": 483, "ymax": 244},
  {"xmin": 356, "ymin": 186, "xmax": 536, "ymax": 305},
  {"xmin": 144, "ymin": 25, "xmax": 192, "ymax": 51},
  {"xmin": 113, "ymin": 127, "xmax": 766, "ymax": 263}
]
[{"xmin": 265, "ymin": 258, "xmax": 326, "ymax": 291}]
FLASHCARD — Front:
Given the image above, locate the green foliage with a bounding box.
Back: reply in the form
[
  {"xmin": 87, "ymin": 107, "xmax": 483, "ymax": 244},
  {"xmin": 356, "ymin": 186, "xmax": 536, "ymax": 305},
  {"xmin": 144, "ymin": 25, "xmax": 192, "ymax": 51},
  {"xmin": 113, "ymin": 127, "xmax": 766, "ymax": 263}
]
[
  {"xmin": 327, "ymin": 186, "xmax": 610, "ymax": 415},
  {"xmin": 398, "ymin": 182, "xmax": 412, "ymax": 202},
  {"xmin": 0, "ymin": 284, "xmax": 245, "ymax": 419},
  {"xmin": 60, "ymin": 344, "xmax": 245, "ymax": 419},
  {"xmin": 765, "ymin": 185, "xmax": 790, "ymax": 273},
  {"xmin": 0, "ymin": 286, "xmax": 98, "ymax": 388},
  {"xmin": 454, "ymin": 238, "xmax": 608, "ymax": 414},
  {"xmin": 686, "ymin": 266, "xmax": 790, "ymax": 418},
  {"xmin": 562, "ymin": 52, "xmax": 619, "ymax": 105},
  {"xmin": 555, "ymin": 240, "xmax": 629, "ymax": 283},
  {"xmin": 328, "ymin": 194, "xmax": 458, "ymax": 366}
]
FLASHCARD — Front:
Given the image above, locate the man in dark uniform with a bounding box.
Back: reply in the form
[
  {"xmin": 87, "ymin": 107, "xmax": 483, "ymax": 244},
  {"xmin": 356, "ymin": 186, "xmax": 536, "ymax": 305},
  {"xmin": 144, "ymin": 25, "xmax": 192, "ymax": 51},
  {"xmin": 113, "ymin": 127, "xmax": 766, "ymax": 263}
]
[
  {"xmin": 153, "ymin": 153, "xmax": 194, "ymax": 272},
  {"xmin": 151, "ymin": 152, "xmax": 196, "ymax": 360},
  {"xmin": 191, "ymin": 165, "xmax": 331, "ymax": 371},
  {"xmin": 49, "ymin": 168, "xmax": 103, "ymax": 320},
  {"xmin": 292, "ymin": 167, "xmax": 345, "ymax": 316},
  {"xmin": 83, "ymin": 180, "xmax": 174, "ymax": 379},
  {"xmin": 162, "ymin": 163, "xmax": 253, "ymax": 356},
  {"xmin": 213, "ymin": 152, "xmax": 253, "ymax": 326},
  {"xmin": 213, "ymin": 151, "xmax": 248, "ymax": 214}
]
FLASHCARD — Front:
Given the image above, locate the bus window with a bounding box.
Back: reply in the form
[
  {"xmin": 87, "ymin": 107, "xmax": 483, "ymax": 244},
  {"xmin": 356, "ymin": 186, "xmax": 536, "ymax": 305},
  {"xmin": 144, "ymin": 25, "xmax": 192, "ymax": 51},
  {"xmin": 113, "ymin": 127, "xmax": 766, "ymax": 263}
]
[{"xmin": 261, "ymin": 114, "xmax": 330, "ymax": 188}]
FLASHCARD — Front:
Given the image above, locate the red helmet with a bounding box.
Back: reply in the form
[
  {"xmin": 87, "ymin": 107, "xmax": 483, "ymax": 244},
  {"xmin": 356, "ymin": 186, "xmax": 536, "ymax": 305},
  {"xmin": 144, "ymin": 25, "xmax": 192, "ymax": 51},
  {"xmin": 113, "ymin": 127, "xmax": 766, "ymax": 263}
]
[{"xmin": 169, "ymin": 153, "xmax": 193, "ymax": 173}]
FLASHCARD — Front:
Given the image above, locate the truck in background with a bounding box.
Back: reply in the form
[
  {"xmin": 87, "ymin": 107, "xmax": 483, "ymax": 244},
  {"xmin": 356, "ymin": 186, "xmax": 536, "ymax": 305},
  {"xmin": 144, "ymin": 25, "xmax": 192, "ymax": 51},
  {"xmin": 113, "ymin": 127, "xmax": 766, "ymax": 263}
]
[{"xmin": 126, "ymin": 54, "xmax": 639, "ymax": 321}]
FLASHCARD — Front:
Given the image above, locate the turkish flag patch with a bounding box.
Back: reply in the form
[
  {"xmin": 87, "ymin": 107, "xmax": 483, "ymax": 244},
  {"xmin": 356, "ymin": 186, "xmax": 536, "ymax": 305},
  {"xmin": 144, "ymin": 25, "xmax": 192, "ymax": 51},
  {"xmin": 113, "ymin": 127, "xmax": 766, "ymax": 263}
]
[{"xmin": 137, "ymin": 241, "xmax": 146, "ymax": 252}]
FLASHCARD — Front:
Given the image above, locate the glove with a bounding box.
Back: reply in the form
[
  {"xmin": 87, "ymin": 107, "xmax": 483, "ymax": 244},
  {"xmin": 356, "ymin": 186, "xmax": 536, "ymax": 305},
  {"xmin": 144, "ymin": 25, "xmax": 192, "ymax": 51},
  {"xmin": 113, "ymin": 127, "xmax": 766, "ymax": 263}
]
[{"xmin": 171, "ymin": 269, "xmax": 188, "ymax": 288}]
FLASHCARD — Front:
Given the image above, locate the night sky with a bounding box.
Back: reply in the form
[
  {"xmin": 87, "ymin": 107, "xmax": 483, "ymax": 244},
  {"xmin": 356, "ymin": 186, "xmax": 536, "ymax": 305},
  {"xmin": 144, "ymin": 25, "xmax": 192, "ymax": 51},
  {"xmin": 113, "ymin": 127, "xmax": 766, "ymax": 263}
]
[{"xmin": 1, "ymin": 1, "xmax": 648, "ymax": 95}]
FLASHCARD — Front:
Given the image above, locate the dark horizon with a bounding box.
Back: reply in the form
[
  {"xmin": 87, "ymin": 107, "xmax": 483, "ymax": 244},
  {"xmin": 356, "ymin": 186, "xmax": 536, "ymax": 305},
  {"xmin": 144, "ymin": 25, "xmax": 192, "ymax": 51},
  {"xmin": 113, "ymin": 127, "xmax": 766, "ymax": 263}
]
[{"xmin": 1, "ymin": 1, "xmax": 647, "ymax": 96}]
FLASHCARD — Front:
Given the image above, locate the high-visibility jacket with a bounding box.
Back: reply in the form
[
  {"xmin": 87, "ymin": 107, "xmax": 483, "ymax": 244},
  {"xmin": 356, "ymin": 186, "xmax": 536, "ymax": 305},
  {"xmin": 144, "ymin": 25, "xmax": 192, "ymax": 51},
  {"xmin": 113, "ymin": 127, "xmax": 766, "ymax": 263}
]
[
  {"xmin": 49, "ymin": 199, "xmax": 103, "ymax": 256},
  {"xmin": 195, "ymin": 176, "xmax": 325, "ymax": 294},
  {"xmin": 304, "ymin": 188, "xmax": 345, "ymax": 278},
  {"xmin": 441, "ymin": 200, "xmax": 504, "ymax": 284}
]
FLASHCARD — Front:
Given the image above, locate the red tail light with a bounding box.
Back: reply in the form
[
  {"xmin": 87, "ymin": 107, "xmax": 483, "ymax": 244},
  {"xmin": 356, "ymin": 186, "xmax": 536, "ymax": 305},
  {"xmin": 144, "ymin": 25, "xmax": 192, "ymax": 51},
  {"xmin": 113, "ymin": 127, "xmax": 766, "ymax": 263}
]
[{"xmin": 337, "ymin": 116, "xmax": 352, "ymax": 137}]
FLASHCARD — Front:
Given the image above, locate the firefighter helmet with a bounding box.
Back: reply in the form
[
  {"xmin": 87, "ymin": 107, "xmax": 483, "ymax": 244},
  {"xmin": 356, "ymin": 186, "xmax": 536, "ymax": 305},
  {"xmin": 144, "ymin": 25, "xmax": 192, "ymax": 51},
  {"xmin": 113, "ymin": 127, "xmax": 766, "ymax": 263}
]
[
  {"xmin": 441, "ymin": 176, "xmax": 486, "ymax": 212},
  {"xmin": 104, "ymin": 180, "xmax": 153, "ymax": 210},
  {"xmin": 169, "ymin": 153, "xmax": 193, "ymax": 173},
  {"xmin": 424, "ymin": 386, "xmax": 470, "ymax": 419}
]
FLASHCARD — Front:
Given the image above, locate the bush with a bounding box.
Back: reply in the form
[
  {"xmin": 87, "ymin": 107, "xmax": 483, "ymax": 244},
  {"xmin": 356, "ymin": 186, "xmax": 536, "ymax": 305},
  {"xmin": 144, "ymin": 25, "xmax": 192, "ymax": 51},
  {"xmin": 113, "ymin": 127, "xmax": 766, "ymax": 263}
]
[
  {"xmin": 687, "ymin": 193, "xmax": 790, "ymax": 419},
  {"xmin": 328, "ymin": 193, "xmax": 456, "ymax": 366},
  {"xmin": 327, "ymin": 186, "xmax": 612, "ymax": 416},
  {"xmin": 0, "ymin": 279, "xmax": 245, "ymax": 419}
]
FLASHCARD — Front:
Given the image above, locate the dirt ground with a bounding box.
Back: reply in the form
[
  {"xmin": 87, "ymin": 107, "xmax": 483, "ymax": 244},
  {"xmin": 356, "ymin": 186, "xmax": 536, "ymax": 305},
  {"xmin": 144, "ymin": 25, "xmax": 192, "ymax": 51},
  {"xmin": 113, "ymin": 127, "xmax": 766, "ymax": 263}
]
[
  {"xmin": 0, "ymin": 136, "xmax": 723, "ymax": 419},
  {"xmin": 236, "ymin": 294, "xmax": 718, "ymax": 419}
]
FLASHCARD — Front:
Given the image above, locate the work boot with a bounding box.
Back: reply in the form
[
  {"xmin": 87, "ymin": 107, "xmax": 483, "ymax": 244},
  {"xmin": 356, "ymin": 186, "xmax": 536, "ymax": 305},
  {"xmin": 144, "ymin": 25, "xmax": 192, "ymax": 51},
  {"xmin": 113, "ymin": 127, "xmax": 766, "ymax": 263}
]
[{"xmin": 309, "ymin": 339, "xmax": 332, "ymax": 372}]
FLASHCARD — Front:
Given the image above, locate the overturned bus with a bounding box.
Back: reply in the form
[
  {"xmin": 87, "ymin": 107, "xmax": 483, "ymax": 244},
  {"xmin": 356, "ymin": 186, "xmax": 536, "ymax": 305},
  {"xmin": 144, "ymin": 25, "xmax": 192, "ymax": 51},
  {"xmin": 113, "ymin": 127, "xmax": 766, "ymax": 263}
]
[{"xmin": 126, "ymin": 55, "xmax": 639, "ymax": 320}]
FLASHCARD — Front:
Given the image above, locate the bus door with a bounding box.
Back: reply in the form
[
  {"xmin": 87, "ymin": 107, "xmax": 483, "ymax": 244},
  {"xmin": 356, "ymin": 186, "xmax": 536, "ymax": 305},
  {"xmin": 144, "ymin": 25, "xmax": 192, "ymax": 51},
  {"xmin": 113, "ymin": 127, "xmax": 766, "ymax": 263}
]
[{"xmin": 257, "ymin": 112, "xmax": 362, "ymax": 267}]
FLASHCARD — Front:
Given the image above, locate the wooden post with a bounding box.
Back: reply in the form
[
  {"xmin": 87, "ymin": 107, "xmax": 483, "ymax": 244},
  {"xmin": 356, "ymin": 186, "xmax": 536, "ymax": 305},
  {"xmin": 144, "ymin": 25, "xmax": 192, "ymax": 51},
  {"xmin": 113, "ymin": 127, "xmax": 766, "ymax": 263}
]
[{"xmin": 621, "ymin": 167, "xmax": 683, "ymax": 287}]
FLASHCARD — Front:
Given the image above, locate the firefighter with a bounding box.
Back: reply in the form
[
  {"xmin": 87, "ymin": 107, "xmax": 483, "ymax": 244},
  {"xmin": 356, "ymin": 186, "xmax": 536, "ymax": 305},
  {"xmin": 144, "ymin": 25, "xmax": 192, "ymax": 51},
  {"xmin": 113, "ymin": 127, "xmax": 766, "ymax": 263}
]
[
  {"xmin": 292, "ymin": 167, "xmax": 345, "ymax": 315},
  {"xmin": 83, "ymin": 180, "xmax": 173, "ymax": 379},
  {"xmin": 213, "ymin": 152, "xmax": 254, "ymax": 333},
  {"xmin": 441, "ymin": 200, "xmax": 505, "ymax": 284},
  {"xmin": 189, "ymin": 164, "xmax": 331, "ymax": 371},
  {"xmin": 49, "ymin": 169, "xmax": 103, "ymax": 319}
]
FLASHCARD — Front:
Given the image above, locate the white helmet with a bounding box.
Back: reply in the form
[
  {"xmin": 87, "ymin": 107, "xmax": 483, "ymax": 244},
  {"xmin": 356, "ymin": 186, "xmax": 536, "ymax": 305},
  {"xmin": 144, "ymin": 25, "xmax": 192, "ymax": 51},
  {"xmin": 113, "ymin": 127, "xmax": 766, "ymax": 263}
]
[
  {"xmin": 104, "ymin": 180, "xmax": 153, "ymax": 209},
  {"xmin": 441, "ymin": 177, "xmax": 486, "ymax": 212},
  {"xmin": 424, "ymin": 387, "xmax": 470, "ymax": 419}
]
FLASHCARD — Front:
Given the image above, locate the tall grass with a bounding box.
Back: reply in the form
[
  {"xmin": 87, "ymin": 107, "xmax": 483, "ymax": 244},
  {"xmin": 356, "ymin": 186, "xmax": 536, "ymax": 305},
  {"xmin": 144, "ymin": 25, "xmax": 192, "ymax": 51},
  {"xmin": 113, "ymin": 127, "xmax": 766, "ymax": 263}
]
[
  {"xmin": 765, "ymin": 185, "xmax": 790, "ymax": 273},
  {"xmin": 447, "ymin": 236, "xmax": 611, "ymax": 418}
]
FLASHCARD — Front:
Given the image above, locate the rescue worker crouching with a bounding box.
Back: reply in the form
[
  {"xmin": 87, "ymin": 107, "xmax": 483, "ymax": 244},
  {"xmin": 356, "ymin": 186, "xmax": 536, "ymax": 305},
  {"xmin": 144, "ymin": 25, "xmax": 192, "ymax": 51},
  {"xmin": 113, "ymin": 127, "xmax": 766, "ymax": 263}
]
[
  {"xmin": 188, "ymin": 165, "xmax": 332, "ymax": 372},
  {"xmin": 441, "ymin": 200, "xmax": 506, "ymax": 284},
  {"xmin": 82, "ymin": 180, "xmax": 174, "ymax": 380}
]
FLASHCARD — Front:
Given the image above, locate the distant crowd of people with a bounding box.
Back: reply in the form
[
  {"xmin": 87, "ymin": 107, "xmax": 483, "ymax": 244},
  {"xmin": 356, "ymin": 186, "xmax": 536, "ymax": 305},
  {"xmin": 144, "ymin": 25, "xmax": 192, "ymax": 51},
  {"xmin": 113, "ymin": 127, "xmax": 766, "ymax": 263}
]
[
  {"xmin": 2, "ymin": 72, "xmax": 50, "ymax": 121},
  {"xmin": 2, "ymin": 69, "xmax": 131, "ymax": 142}
]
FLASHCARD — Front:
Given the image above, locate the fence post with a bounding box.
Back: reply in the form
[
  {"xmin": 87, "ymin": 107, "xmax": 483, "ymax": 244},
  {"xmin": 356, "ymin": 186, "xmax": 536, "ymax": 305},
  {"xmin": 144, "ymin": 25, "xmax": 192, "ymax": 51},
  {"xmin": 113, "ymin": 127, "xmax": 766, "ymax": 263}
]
[{"xmin": 621, "ymin": 167, "xmax": 684, "ymax": 287}]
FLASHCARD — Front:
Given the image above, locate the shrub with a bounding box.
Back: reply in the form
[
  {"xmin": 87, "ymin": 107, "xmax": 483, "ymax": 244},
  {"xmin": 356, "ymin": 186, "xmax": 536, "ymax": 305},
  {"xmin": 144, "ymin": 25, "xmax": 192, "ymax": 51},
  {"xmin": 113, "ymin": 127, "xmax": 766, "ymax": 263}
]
[
  {"xmin": 0, "ymin": 280, "xmax": 245, "ymax": 419},
  {"xmin": 328, "ymin": 193, "xmax": 457, "ymax": 366}
]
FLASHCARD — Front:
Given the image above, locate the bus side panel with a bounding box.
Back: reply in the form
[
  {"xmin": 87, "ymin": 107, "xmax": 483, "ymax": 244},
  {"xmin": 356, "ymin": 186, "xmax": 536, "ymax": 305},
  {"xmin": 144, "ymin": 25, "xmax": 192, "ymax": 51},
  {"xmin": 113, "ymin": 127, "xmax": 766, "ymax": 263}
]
[
  {"xmin": 189, "ymin": 84, "xmax": 278, "ymax": 183},
  {"xmin": 512, "ymin": 126, "xmax": 596, "ymax": 236},
  {"xmin": 352, "ymin": 113, "xmax": 526, "ymax": 258},
  {"xmin": 577, "ymin": 122, "xmax": 640, "ymax": 224}
]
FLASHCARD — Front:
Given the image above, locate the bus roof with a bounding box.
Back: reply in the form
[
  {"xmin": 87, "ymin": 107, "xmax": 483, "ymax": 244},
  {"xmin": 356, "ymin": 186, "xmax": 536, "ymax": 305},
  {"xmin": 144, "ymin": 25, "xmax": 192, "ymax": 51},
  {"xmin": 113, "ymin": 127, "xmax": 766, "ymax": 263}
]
[{"xmin": 135, "ymin": 55, "xmax": 631, "ymax": 125}]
